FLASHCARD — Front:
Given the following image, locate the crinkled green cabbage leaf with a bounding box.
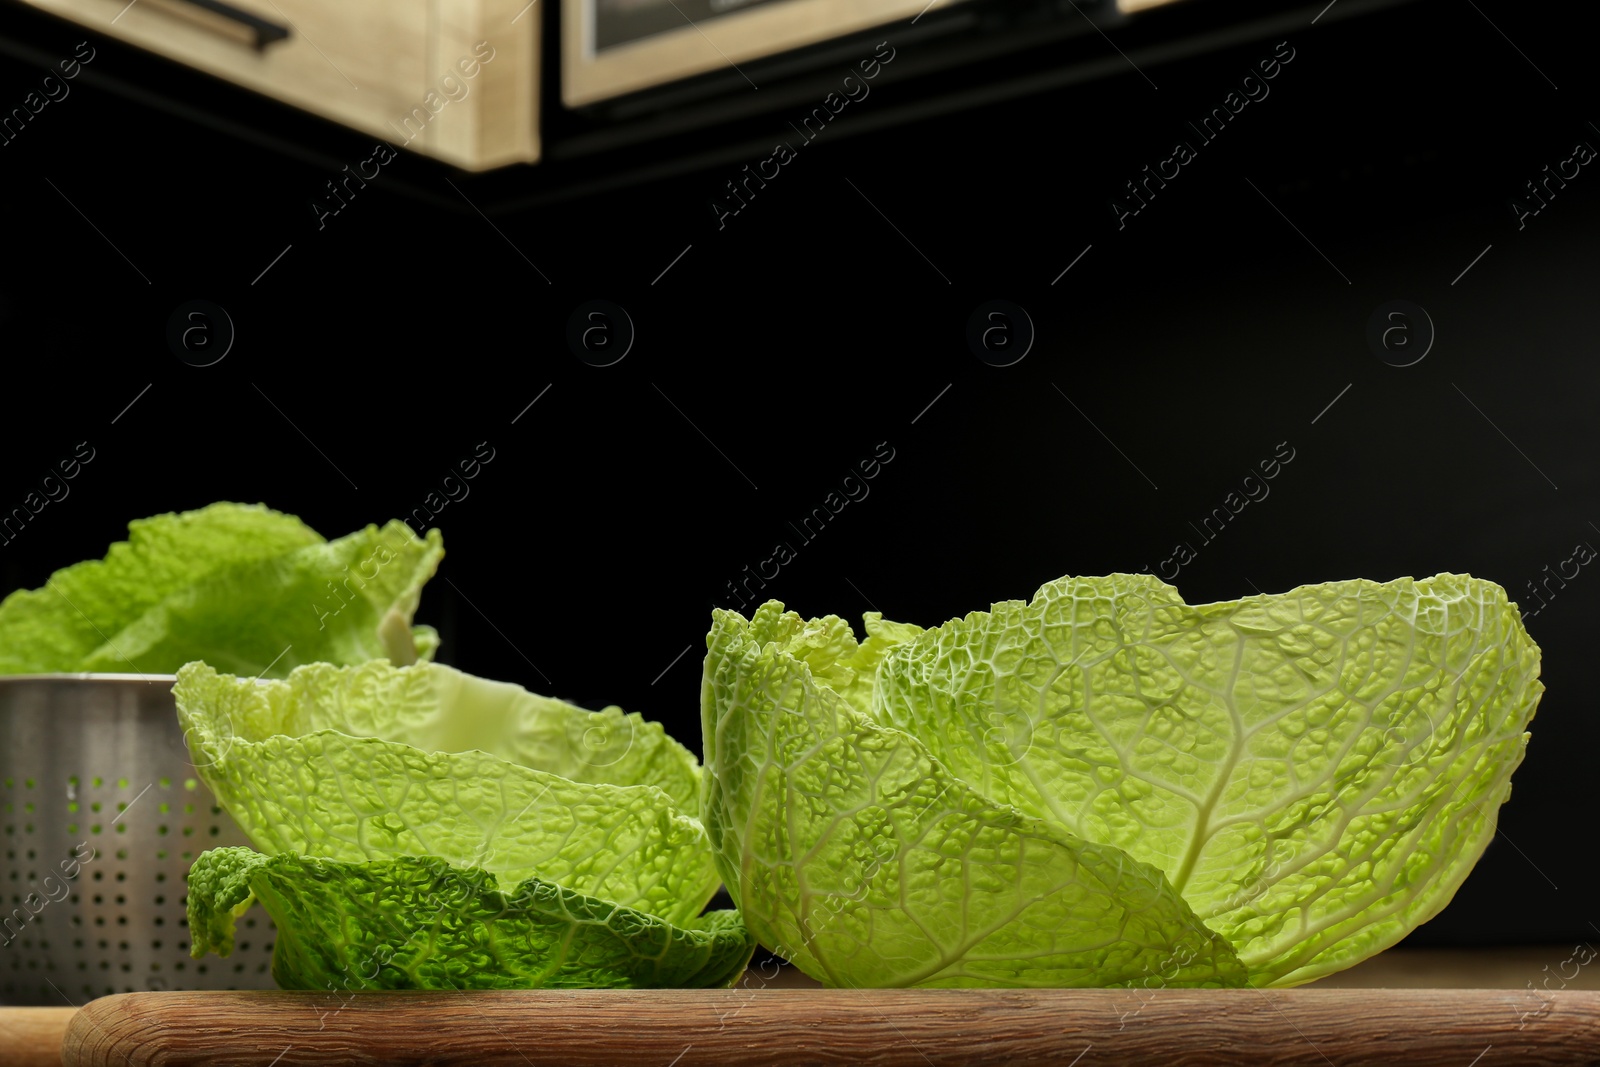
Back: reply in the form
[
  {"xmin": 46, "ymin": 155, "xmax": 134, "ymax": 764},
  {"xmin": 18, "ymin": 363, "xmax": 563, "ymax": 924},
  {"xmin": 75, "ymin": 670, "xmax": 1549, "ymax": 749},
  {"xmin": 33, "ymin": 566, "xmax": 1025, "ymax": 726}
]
[
  {"xmin": 188, "ymin": 847, "xmax": 753, "ymax": 990},
  {"xmin": 176, "ymin": 660, "xmax": 718, "ymax": 924},
  {"xmin": 701, "ymin": 573, "xmax": 1540, "ymax": 988},
  {"xmin": 700, "ymin": 603, "xmax": 1247, "ymax": 989},
  {"xmin": 874, "ymin": 573, "xmax": 1540, "ymax": 985},
  {"xmin": 0, "ymin": 503, "xmax": 442, "ymax": 676}
]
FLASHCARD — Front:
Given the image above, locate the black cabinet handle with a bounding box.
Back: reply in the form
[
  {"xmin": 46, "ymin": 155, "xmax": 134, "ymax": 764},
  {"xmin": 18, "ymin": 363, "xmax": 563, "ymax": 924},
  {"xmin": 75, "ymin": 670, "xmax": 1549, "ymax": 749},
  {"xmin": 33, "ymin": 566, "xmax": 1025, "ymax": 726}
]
[{"xmin": 163, "ymin": 0, "xmax": 290, "ymax": 49}]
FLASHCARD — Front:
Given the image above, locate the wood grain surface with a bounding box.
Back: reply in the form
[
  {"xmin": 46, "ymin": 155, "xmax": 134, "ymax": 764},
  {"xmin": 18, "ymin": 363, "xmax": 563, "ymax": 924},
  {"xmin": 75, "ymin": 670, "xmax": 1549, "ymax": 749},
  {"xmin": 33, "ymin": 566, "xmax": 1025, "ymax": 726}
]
[
  {"xmin": 0, "ymin": 1008, "xmax": 75, "ymax": 1067},
  {"xmin": 59, "ymin": 989, "xmax": 1600, "ymax": 1066},
  {"xmin": 14, "ymin": 0, "xmax": 539, "ymax": 169}
]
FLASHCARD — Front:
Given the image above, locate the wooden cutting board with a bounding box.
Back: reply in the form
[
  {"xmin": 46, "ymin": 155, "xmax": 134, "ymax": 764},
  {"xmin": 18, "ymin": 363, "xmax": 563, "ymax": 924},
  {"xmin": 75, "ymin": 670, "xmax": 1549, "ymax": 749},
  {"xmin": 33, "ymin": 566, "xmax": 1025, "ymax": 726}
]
[
  {"xmin": 59, "ymin": 989, "xmax": 1600, "ymax": 1065},
  {"xmin": 0, "ymin": 1008, "xmax": 75, "ymax": 1067}
]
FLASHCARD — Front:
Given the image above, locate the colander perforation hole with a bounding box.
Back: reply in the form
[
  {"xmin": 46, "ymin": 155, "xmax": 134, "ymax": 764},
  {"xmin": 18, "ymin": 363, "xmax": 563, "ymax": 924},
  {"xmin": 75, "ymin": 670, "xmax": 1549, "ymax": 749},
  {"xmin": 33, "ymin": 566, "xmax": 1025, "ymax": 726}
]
[{"xmin": 3, "ymin": 705, "xmax": 279, "ymax": 1005}]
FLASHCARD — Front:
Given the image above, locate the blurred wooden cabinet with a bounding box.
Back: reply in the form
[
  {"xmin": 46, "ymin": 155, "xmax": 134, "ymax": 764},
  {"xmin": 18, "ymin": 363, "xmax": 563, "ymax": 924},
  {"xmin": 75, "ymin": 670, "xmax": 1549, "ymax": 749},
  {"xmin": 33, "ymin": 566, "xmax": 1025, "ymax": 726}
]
[{"xmin": 16, "ymin": 0, "xmax": 539, "ymax": 169}]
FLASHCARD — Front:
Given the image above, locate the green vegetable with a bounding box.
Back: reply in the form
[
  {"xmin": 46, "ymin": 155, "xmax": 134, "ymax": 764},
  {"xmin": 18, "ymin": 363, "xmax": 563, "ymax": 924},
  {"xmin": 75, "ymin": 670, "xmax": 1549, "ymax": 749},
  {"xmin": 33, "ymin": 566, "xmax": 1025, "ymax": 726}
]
[
  {"xmin": 188, "ymin": 848, "xmax": 753, "ymax": 991},
  {"xmin": 0, "ymin": 503, "xmax": 442, "ymax": 676},
  {"xmin": 179, "ymin": 660, "xmax": 748, "ymax": 988},
  {"xmin": 701, "ymin": 603, "xmax": 1247, "ymax": 989},
  {"xmin": 177, "ymin": 660, "xmax": 718, "ymax": 922},
  {"xmin": 701, "ymin": 573, "xmax": 1540, "ymax": 988}
]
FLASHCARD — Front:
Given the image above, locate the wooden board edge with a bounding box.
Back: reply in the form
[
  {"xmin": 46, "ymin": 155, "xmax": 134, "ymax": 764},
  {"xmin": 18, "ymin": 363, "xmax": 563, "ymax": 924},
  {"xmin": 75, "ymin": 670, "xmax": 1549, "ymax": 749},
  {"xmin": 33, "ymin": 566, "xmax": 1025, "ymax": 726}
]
[
  {"xmin": 0, "ymin": 1006, "xmax": 76, "ymax": 1067},
  {"xmin": 56, "ymin": 988, "xmax": 1600, "ymax": 1067}
]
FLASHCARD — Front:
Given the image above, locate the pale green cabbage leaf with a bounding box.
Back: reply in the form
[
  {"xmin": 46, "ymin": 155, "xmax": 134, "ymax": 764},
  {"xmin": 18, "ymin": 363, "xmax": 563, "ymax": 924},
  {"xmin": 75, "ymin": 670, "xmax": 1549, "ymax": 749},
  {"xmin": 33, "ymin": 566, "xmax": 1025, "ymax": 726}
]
[
  {"xmin": 0, "ymin": 503, "xmax": 442, "ymax": 676},
  {"xmin": 700, "ymin": 603, "xmax": 1247, "ymax": 989},
  {"xmin": 176, "ymin": 659, "xmax": 719, "ymax": 926},
  {"xmin": 869, "ymin": 572, "xmax": 1541, "ymax": 985}
]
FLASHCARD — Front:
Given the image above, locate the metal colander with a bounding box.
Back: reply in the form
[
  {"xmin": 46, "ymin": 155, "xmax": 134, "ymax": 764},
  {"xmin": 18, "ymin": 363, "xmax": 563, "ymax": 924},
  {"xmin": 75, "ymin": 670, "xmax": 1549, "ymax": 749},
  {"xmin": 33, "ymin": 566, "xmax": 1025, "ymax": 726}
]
[{"xmin": 0, "ymin": 675, "xmax": 276, "ymax": 1006}]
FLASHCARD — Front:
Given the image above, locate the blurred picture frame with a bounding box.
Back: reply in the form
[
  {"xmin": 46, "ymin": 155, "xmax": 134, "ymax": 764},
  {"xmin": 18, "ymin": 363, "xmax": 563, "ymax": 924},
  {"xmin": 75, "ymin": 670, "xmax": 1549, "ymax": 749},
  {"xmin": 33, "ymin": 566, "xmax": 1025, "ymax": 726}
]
[{"xmin": 561, "ymin": 0, "xmax": 958, "ymax": 106}]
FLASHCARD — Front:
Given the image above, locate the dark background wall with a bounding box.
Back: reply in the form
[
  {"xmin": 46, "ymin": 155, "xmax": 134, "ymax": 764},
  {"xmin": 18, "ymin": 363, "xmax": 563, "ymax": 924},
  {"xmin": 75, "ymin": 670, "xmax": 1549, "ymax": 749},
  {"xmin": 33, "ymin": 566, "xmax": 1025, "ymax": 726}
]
[{"xmin": 0, "ymin": 0, "xmax": 1593, "ymax": 948}]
